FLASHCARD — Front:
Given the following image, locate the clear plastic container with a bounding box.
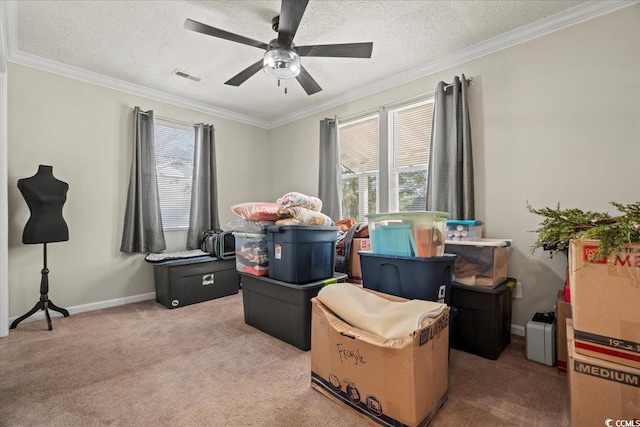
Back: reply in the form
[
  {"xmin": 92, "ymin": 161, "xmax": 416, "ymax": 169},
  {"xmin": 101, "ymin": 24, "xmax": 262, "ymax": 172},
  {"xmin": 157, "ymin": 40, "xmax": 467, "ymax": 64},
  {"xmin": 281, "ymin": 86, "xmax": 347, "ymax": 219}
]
[
  {"xmin": 446, "ymin": 220, "xmax": 483, "ymax": 241},
  {"xmin": 233, "ymin": 232, "xmax": 269, "ymax": 276},
  {"xmin": 444, "ymin": 238, "xmax": 512, "ymax": 286},
  {"xmin": 367, "ymin": 211, "xmax": 448, "ymax": 257}
]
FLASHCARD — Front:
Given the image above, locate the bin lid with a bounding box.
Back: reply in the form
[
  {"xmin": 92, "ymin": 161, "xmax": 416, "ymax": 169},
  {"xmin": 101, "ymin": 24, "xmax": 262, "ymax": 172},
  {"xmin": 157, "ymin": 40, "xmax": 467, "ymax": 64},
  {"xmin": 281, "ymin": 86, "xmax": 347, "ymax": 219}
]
[
  {"xmin": 367, "ymin": 211, "xmax": 449, "ymax": 221},
  {"xmin": 452, "ymin": 278, "xmax": 517, "ymax": 294},
  {"xmin": 265, "ymin": 225, "xmax": 339, "ymax": 232},
  {"xmin": 444, "ymin": 238, "xmax": 512, "ymax": 247},
  {"xmin": 446, "ymin": 220, "xmax": 484, "ymax": 226},
  {"xmin": 232, "ymin": 231, "xmax": 267, "ymax": 238},
  {"xmin": 239, "ymin": 272, "xmax": 347, "ymax": 289}
]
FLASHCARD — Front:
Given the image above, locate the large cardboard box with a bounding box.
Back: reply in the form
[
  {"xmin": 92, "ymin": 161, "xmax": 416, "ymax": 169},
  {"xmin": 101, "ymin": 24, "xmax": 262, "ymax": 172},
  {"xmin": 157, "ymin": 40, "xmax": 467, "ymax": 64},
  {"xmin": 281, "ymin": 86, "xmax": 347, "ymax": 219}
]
[
  {"xmin": 310, "ymin": 292, "xmax": 450, "ymax": 427},
  {"xmin": 567, "ymin": 320, "xmax": 640, "ymax": 427},
  {"xmin": 556, "ymin": 290, "xmax": 573, "ymax": 374},
  {"xmin": 569, "ymin": 240, "xmax": 640, "ymax": 369},
  {"xmin": 348, "ymin": 238, "xmax": 370, "ymax": 280}
]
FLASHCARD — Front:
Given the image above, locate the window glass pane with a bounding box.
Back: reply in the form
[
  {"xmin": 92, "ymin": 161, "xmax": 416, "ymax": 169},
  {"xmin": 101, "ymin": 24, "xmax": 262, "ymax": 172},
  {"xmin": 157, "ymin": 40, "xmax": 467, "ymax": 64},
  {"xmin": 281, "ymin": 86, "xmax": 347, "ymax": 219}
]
[
  {"xmin": 368, "ymin": 176, "xmax": 377, "ymax": 217},
  {"xmin": 393, "ymin": 102, "xmax": 432, "ymax": 169},
  {"xmin": 340, "ymin": 116, "xmax": 379, "ymax": 173},
  {"xmin": 340, "ymin": 115, "xmax": 380, "ymax": 221},
  {"xmin": 154, "ymin": 121, "xmax": 194, "ymax": 229},
  {"xmin": 341, "ymin": 177, "xmax": 359, "ymax": 220},
  {"xmin": 390, "ymin": 100, "xmax": 432, "ymax": 212},
  {"xmin": 398, "ymin": 170, "xmax": 427, "ymax": 211}
]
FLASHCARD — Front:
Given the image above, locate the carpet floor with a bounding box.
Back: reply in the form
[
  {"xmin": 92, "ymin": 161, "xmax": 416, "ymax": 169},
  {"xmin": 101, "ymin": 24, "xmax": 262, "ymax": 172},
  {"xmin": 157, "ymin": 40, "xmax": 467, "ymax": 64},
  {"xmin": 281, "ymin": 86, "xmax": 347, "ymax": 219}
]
[{"xmin": 0, "ymin": 291, "xmax": 568, "ymax": 426}]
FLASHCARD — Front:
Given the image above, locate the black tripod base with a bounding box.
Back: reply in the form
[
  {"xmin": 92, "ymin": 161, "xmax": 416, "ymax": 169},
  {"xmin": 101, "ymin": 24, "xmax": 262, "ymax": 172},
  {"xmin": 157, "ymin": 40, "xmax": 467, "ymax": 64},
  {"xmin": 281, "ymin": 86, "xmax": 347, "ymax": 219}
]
[{"xmin": 10, "ymin": 298, "xmax": 69, "ymax": 331}]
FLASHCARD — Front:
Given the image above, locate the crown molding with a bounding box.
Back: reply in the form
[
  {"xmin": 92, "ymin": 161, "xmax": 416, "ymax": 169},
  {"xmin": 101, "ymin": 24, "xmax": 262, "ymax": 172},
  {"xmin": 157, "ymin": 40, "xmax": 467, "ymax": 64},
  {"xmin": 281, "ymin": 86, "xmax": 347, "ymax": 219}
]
[
  {"xmin": 2, "ymin": 1, "xmax": 269, "ymax": 128},
  {"xmin": 3, "ymin": 0, "xmax": 636, "ymax": 130},
  {"xmin": 268, "ymin": 0, "xmax": 637, "ymax": 128}
]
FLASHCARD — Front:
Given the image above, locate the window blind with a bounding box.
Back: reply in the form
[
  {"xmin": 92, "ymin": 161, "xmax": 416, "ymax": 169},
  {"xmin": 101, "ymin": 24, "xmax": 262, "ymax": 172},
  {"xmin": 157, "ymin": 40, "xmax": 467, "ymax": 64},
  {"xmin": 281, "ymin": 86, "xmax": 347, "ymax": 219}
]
[
  {"xmin": 340, "ymin": 115, "xmax": 379, "ymax": 174},
  {"xmin": 392, "ymin": 101, "xmax": 433, "ymax": 169},
  {"xmin": 154, "ymin": 121, "xmax": 195, "ymax": 229}
]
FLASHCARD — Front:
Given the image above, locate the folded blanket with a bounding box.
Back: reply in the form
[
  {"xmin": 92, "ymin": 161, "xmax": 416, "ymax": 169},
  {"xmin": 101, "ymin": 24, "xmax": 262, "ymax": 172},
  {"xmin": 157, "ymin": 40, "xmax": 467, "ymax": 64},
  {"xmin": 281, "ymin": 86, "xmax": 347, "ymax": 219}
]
[
  {"xmin": 144, "ymin": 250, "xmax": 211, "ymax": 263},
  {"xmin": 276, "ymin": 206, "xmax": 334, "ymax": 226},
  {"xmin": 316, "ymin": 283, "xmax": 447, "ymax": 340},
  {"xmin": 276, "ymin": 192, "xmax": 323, "ymax": 212}
]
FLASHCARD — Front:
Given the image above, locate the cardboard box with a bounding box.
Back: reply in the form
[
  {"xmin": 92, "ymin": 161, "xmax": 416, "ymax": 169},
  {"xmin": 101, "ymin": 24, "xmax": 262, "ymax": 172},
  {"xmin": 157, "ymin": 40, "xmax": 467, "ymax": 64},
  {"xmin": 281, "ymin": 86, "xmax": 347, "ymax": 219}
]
[
  {"xmin": 567, "ymin": 320, "xmax": 640, "ymax": 427},
  {"xmin": 348, "ymin": 238, "xmax": 370, "ymax": 280},
  {"xmin": 556, "ymin": 290, "xmax": 573, "ymax": 374},
  {"xmin": 310, "ymin": 291, "xmax": 450, "ymax": 427},
  {"xmin": 569, "ymin": 240, "xmax": 640, "ymax": 369}
]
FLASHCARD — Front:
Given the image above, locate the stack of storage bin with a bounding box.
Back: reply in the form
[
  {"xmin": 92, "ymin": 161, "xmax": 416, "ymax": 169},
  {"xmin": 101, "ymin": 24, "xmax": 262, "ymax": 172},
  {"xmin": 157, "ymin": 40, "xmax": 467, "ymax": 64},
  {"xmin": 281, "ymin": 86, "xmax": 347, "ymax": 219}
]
[
  {"xmin": 360, "ymin": 212, "xmax": 456, "ymax": 304},
  {"xmin": 444, "ymin": 238, "xmax": 515, "ymax": 359},
  {"xmin": 239, "ymin": 225, "xmax": 345, "ymax": 351}
]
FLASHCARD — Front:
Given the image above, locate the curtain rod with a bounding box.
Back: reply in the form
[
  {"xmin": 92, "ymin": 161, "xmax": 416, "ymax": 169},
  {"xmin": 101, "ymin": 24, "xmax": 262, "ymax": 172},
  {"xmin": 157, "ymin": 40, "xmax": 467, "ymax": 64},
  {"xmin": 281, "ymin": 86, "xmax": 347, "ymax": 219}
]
[
  {"xmin": 331, "ymin": 76, "xmax": 473, "ymax": 125},
  {"xmin": 133, "ymin": 109, "xmax": 197, "ymax": 128}
]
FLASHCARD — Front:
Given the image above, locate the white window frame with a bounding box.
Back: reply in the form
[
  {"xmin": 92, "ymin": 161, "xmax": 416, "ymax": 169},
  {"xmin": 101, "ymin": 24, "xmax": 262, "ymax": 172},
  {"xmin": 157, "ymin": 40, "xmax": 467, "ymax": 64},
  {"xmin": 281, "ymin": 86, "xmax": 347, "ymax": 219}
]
[
  {"xmin": 339, "ymin": 97, "xmax": 433, "ymax": 220},
  {"xmin": 388, "ymin": 98, "xmax": 433, "ymax": 212},
  {"xmin": 154, "ymin": 119, "xmax": 195, "ymax": 231}
]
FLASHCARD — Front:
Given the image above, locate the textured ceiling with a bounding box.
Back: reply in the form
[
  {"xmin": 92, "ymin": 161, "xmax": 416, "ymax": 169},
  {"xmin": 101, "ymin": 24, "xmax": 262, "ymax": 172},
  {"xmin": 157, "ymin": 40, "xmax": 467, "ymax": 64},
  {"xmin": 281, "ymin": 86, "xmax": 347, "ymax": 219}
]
[{"xmin": 11, "ymin": 0, "xmax": 592, "ymax": 126}]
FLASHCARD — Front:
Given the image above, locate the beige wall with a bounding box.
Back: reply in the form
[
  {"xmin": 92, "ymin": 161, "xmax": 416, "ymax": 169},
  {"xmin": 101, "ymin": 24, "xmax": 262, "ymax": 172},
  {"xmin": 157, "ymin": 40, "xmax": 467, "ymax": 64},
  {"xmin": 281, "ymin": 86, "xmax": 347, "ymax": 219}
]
[
  {"xmin": 7, "ymin": 6, "xmax": 640, "ymax": 329},
  {"xmin": 7, "ymin": 63, "xmax": 270, "ymax": 316},
  {"xmin": 269, "ymin": 6, "xmax": 640, "ymax": 328}
]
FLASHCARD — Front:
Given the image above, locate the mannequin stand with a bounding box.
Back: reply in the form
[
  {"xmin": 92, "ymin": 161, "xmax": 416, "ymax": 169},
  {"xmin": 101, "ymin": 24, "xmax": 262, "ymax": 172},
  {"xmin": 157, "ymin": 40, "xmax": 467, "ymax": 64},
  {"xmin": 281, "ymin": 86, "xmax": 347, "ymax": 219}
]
[{"xmin": 10, "ymin": 243, "xmax": 69, "ymax": 331}]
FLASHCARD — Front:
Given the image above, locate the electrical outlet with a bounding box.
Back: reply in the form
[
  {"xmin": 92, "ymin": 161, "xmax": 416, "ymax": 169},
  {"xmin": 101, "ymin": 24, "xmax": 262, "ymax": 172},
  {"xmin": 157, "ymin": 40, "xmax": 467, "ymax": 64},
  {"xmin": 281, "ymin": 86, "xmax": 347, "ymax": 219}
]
[{"xmin": 514, "ymin": 281, "xmax": 523, "ymax": 299}]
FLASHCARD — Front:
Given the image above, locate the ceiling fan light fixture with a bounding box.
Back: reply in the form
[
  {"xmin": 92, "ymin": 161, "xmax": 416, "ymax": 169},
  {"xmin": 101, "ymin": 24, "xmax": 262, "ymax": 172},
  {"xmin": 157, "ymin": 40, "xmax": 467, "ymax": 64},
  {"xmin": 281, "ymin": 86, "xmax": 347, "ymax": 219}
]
[{"xmin": 263, "ymin": 49, "xmax": 301, "ymax": 80}]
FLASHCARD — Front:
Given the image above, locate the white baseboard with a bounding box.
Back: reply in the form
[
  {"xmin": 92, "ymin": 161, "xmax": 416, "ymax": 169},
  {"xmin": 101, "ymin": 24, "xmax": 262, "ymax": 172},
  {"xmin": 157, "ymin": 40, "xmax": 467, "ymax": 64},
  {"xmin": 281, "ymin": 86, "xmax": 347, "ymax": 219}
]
[
  {"xmin": 8, "ymin": 292, "xmax": 156, "ymax": 326},
  {"xmin": 511, "ymin": 324, "xmax": 525, "ymax": 337},
  {"xmin": 9, "ymin": 292, "xmax": 529, "ymax": 337}
]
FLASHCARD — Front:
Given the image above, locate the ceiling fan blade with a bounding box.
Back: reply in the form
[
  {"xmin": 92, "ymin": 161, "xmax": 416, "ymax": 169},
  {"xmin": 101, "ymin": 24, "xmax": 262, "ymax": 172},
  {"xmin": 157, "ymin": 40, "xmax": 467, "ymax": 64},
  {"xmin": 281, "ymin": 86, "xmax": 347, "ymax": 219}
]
[
  {"xmin": 277, "ymin": 0, "xmax": 309, "ymax": 48},
  {"xmin": 296, "ymin": 42, "xmax": 373, "ymax": 58},
  {"xmin": 224, "ymin": 59, "xmax": 264, "ymax": 87},
  {"xmin": 184, "ymin": 18, "xmax": 269, "ymax": 50},
  {"xmin": 296, "ymin": 66, "xmax": 322, "ymax": 95}
]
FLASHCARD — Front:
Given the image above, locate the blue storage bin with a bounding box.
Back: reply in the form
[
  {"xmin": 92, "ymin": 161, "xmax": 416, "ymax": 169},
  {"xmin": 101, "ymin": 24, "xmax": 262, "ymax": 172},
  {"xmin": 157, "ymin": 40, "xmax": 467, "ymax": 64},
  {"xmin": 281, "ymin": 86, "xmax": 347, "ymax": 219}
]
[
  {"xmin": 266, "ymin": 225, "xmax": 339, "ymax": 283},
  {"xmin": 359, "ymin": 252, "xmax": 456, "ymax": 303}
]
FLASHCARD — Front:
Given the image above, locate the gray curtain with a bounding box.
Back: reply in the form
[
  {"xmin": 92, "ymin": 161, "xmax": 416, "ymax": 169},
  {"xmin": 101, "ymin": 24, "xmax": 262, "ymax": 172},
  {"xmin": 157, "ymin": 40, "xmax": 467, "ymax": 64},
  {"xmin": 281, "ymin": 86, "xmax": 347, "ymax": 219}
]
[
  {"xmin": 318, "ymin": 117, "xmax": 342, "ymax": 221},
  {"xmin": 120, "ymin": 107, "xmax": 166, "ymax": 253},
  {"xmin": 426, "ymin": 74, "xmax": 475, "ymax": 220},
  {"xmin": 186, "ymin": 123, "xmax": 219, "ymax": 249}
]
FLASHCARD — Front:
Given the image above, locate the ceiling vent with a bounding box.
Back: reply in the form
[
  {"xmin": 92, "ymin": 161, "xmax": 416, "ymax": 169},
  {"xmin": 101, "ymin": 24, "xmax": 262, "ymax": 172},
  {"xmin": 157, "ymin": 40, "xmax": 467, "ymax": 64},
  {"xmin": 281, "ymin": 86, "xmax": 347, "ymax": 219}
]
[{"xmin": 173, "ymin": 69, "xmax": 201, "ymax": 82}]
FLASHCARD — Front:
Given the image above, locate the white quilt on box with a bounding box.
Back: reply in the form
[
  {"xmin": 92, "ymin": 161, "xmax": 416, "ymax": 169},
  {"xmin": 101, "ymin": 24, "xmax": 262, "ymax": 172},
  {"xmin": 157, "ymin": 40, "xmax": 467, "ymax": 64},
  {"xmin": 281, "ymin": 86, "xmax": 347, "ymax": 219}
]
[{"xmin": 316, "ymin": 283, "xmax": 447, "ymax": 340}]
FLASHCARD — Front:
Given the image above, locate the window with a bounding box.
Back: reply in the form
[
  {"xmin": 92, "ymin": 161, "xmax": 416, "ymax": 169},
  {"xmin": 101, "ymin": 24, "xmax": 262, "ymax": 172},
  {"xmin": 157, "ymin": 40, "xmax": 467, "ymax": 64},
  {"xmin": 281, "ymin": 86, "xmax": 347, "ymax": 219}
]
[
  {"xmin": 154, "ymin": 120, "xmax": 195, "ymax": 230},
  {"xmin": 339, "ymin": 98, "xmax": 434, "ymax": 222}
]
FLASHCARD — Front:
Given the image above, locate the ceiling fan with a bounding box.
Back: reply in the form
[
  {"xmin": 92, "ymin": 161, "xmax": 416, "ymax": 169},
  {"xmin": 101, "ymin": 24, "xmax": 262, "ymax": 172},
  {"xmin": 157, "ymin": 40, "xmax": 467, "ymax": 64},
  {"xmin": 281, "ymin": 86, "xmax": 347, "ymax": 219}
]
[{"xmin": 184, "ymin": 0, "xmax": 373, "ymax": 95}]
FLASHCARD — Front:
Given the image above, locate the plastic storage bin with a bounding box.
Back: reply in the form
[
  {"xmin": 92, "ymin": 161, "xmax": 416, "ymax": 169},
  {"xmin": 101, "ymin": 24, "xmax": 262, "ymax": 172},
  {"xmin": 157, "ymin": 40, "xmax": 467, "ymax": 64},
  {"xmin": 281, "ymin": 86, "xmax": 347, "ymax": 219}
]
[
  {"xmin": 444, "ymin": 238, "xmax": 512, "ymax": 287},
  {"xmin": 367, "ymin": 211, "xmax": 448, "ymax": 257},
  {"xmin": 233, "ymin": 232, "xmax": 269, "ymax": 276},
  {"xmin": 450, "ymin": 278, "xmax": 515, "ymax": 359},
  {"xmin": 240, "ymin": 272, "xmax": 347, "ymax": 350},
  {"xmin": 266, "ymin": 225, "xmax": 339, "ymax": 283},
  {"xmin": 153, "ymin": 257, "xmax": 239, "ymax": 309},
  {"xmin": 359, "ymin": 252, "xmax": 456, "ymax": 304},
  {"xmin": 446, "ymin": 220, "xmax": 483, "ymax": 241}
]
